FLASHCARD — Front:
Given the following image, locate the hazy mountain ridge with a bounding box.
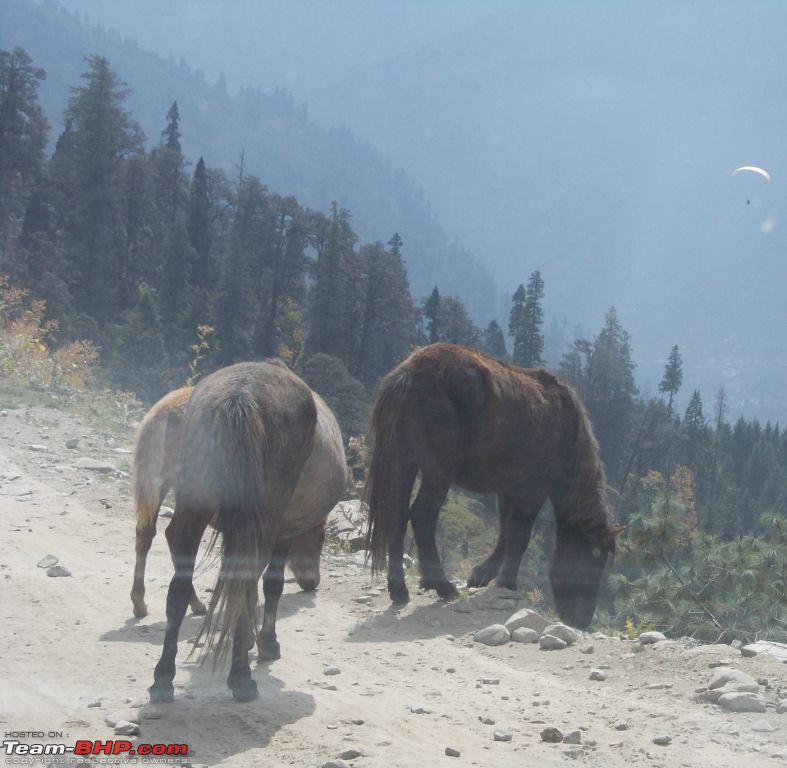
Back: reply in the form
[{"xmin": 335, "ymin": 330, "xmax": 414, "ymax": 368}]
[
  {"xmin": 0, "ymin": 0, "xmax": 499, "ymax": 324},
  {"xmin": 5, "ymin": 0, "xmax": 787, "ymax": 421}
]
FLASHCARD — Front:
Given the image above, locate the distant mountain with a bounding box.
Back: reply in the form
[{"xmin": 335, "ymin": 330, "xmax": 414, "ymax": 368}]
[{"xmin": 0, "ymin": 0, "xmax": 500, "ymax": 325}]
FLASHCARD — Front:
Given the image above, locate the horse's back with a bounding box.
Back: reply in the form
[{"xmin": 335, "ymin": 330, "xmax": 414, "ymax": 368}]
[{"xmin": 392, "ymin": 343, "xmax": 577, "ymax": 492}]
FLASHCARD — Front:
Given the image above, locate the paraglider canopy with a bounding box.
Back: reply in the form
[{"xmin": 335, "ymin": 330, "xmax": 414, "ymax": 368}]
[{"xmin": 732, "ymin": 166, "xmax": 772, "ymax": 182}]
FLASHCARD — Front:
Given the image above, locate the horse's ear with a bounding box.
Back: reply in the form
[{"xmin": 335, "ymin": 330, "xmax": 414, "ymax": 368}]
[{"xmin": 611, "ymin": 525, "xmax": 626, "ymax": 539}]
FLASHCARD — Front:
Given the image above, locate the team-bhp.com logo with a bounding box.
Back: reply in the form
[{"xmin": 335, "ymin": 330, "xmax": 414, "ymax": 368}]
[{"xmin": 2, "ymin": 736, "xmax": 188, "ymax": 764}]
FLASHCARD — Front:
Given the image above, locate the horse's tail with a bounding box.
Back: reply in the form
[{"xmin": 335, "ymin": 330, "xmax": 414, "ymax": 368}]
[
  {"xmin": 193, "ymin": 393, "xmax": 271, "ymax": 667},
  {"xmin": 364, "ymin": 367, "xmax": 413, "ymax": 575}
]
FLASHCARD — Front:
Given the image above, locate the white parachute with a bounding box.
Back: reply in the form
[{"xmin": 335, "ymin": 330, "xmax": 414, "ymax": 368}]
[{"xmin": 731, "ymin": 166, "xmax": 772, "ymax": 182}]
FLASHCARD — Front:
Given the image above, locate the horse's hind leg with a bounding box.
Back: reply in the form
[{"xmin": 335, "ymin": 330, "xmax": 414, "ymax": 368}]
[
  {"xmin": 131, "ymin": 513, "xmax": 157, "ymax": 618},
  {"xmin": 227, "ymin": 568, "xmax": 263, "ymax": 703},
  {"xmin": 149, "ymin": 505, "xmax": 210, "ymax": 703},
  {"xmin": 164, "ymin": 516, "xmax": 207, "ymax": 615},
  {"xmin": 410, "ymin": 475, "xmax": 457, "ymax": 600},
  {"xmin": 387, "ymin": 462, "xmax": 418, "ymax": 604},
  {"xmin": 256, "ymin": 538, "xmax": 292, "ymax": 661}
]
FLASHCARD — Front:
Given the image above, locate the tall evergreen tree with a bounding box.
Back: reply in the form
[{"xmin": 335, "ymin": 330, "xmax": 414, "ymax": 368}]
[
  {"xmin": 0, "ymin": 47, "xmax": 50, "ymax": 263},
  {"xmin": 659, "ymin": 344, "xmax": 683, "ymax": 409},
  {"xmin": 153, "ymin": 101, "xmax": 188, "ymax": 226},
  {"xmin": 423, "ymin": 286, "xmax": 441, "ymax": 343},
  {"xmin": 351, "ymin": 234, "xmax": 413, "ymax": 385},
  {"xmin": 481, "ymin": 319, "xmax": 507, "ymax": 359},
  {"xmin": 510, "ymin": 270, "xmax": 545, "ymax": 367},
  {"xmin": 57, "ymin": 55, "xmax": 145, "ymax": 324},
  {"xmin": 187, "ymin": 157, "xmax": 214, "ymax": 289},
  {"xmin": 307, "ymin": 202, "xmax": 356, "ymax": 360}
]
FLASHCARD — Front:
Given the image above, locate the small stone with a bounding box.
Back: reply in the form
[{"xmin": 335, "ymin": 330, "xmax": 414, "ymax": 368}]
[
  {"xmin": 478, "ymin": 676, "xmax": 500, "ymax": 685},
  {"xmin": 114, "ymin": 720, "xmax": 140, "ymax": 736},
  {"xmin": 474, "ymin": 624, "xmax": 511, "ymax": 646},
  {"xmin": 718, "ymin": 692, "xmax": 767, "ymax": 713},
  {"xmin": 410, "ymin": 704, "xmax": 425, "ymax": 714},
  {"xmin": 480, "ymin": 715, "xmax": 496, "ymax": 725},
  {"xmin": 652, "ymin": 734, "xmax": 672, "ymax": 746},
  {"xmin": 37, "ymin": 555, "xmax": 59, "ymax": 568},
  {"xmin": 338, "ymin": 749, "xmax": 364, "ymax": 760},
  {"xmin": 708, "ymin": 669, "xmax": 758, "ymax": 690},
  {"xmin": 639, "ymin": 631, "xmax": 667, "ymax": 645},
  {"xmin": 614, "ymin": 721, "xmax": 629, "ymax": 731},
  {"xmin": 511, "ymin": 627, "xmax": 539, "ymax": 644},
  {"xmin": 707, "ymin": 682, "xmax": 760, "ymax": 702},
  {"xmin": 323, "ymin": 666, "xmax": 341, "ymax": 676},
  {"xmin": 563, "ymin": 730, "xmax": 582, "ymax": 745},
  {"xmin": 445, "ymin": 747, "xmax": 461, "ymax": 758},
  {"xmin": 47, "ymin": 565, "xmax": 71, "ymax": 577},
  {"xmin": 589, "ymin": 669, "xmax": 607, "ymax": 681},
  {"xmin": 87, "ymin": 700, "xmax": 101, "ymax": 708},
  {"xmin": 542, "ymin": 623, "xmax": 580, "ymax": 645},
  {"xmin": 65, "ymin": 438, "xmax": 80, "ymax": 449},
  {"xmin": 580, "ymin": 644, "xmax": 595, "ymax": 654},
  {"xmin": 504, "ymin": 608, "xmax": 552, "ymax": 635},
  {"xmin": 493, "ymin": 729, "xmax": 513, "ymax": 742},
  {"xmin": 539, "ymin": 634, "xmax": 568, "ymax": 651},
  {"xmin": 71, "ymin": 457, "xmax": 116, "ymax": 473},
  {"xmin": 540, "ymin": 727, "xmax": 564, "ymax": 743},
  {"xmin": 751, "ymin": 720, "xmax": 776, "ymax": 733}
]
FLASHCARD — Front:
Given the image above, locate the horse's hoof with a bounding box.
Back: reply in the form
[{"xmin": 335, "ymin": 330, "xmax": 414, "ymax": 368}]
[
  {"xmin": 148, "ymin": 682, "xmax": 174, "ymax": 703},
  {"xmin": 389, "ymin": 583, "xmax": 410, "ymax": 605},
  {"xmin": 436, "ymin": 582, "xmax": 460, "ymax": 601},
  {"xmin": 190, "ymin": 601, "xmax": 207, "ymax": 616},
  {"xmin": 467, "ymin": 568, "xmax": 494, "ymax": 588},
  {"xmin": 132, "ymin": 601, "xmax": 149, "ymax": 618},
  {"xmin": 495, "ymin": 577, "xmax": 518, "ymax": 592},
  {"xmin": 421, "ymin": 578, "xmax": 460, "ymax": 600},
  {"xmin": 230, "ymin": 679, "xmax": 259, "ymax": 702},
  {"xmin": 257, "ymin": 641, "xmax": 281, "ymax": 662}
]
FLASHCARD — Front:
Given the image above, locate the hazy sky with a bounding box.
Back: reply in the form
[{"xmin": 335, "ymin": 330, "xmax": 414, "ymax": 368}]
[{"xmin": 48, "ymin": 1, "xmax": 787, "ymax": 419}]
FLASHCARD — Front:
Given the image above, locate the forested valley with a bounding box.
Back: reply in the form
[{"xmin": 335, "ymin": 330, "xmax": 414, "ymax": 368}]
[{"xmin": 3, "ymin": 47, "xmax": 787, "ymax": 643}]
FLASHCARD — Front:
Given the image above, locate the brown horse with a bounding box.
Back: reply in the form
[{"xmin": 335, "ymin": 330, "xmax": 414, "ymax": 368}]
[
  {"xmin": 364, "ymin": 343, "xmax": 622, "ymax": 629},
  {"xmin": 130, "ymin": 384, "xmax": 338, "ymax": 618},
  {"xmin": 149, "ymin": 361, "xmax": 346, "ymax": 703}
]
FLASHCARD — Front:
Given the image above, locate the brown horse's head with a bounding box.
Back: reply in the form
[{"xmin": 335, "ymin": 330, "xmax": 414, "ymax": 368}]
[
  {"xmin": 549, "ymin": 523, "xmax": 622, "ymax": 629},
  {"xmin": 288, "ymin": 520, "xmax": 327, "ymax": 591}
]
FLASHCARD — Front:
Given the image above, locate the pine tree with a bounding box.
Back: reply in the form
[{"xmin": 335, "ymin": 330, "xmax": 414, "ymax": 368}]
[
  {"xmin": 659, "ymin": 345, "xmax": 683, "ymax": 409},
  {"xmin": 0, "ymin": 47, "xmax": 50, "ymax": 263},
  {"xmin": 351, "ymin": 234, "xmax": 413, "ymax": 385},
  {"xmin": 307, "ymin": 202, "xmax": 356, "ymax": 360},
  {"xmin": 57, "ymin": 55, "xmax": 145, "ymax": 324},
  {"xmin": 423, "ymin": 287, "xmax": 441, "ymax": 343},
  {"xmin": 481, "ymin": 320, "xmax": 507, "ymax": 359},
  {"xmin": 510, "ymin": 270, "xmax": 545, "ymax": 367},
  {"xmin": 187, "ymin": 157, "xmax": 214, "ymax": 289},
  {"xmin": 153, "ymin": 101, "xmax": 188, "ymax": 226}
]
